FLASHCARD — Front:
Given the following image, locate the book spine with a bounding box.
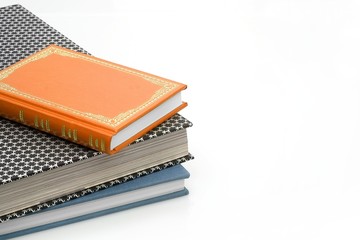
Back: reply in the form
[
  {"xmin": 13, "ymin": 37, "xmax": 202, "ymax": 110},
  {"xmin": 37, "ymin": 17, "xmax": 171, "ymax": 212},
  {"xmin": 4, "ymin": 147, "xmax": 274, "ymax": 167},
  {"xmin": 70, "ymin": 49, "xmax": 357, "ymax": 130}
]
[{"xmin": 0, "ymin": 97, "xmax": 112, "ymax": 153}]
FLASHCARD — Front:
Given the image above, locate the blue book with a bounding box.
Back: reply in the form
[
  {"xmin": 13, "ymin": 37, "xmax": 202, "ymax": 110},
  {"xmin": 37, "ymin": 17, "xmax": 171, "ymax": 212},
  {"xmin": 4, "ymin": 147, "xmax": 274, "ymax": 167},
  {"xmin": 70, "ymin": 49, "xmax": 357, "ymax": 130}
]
[{"xmin": 0, "ymin": 165, "xmax": 190, "ymax": 239}]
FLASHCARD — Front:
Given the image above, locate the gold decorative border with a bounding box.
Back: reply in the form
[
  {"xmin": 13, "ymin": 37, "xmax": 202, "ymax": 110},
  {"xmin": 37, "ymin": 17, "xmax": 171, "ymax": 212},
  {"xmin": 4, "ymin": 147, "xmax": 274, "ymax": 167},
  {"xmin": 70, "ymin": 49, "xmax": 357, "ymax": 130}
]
[{"xmin": 0, "ymin": 46, "xmax": 179, "ymax": 128}]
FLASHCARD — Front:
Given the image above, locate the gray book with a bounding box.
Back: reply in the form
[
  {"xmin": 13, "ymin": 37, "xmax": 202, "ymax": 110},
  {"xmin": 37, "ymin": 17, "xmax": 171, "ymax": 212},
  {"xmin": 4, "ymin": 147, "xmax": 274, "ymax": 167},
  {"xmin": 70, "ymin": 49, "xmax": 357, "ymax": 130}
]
[{"xmin": 0, "ymin": 165, "xmax": 190, "ymax": 239}]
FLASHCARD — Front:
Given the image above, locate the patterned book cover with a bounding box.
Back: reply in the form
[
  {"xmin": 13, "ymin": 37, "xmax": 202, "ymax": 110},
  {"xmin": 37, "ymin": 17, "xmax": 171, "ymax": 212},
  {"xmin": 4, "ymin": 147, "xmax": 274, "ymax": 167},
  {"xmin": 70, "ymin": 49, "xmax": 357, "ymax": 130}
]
[{"xmin": 0, "ymin": 4, "xmax": 193, "ymax": 223}]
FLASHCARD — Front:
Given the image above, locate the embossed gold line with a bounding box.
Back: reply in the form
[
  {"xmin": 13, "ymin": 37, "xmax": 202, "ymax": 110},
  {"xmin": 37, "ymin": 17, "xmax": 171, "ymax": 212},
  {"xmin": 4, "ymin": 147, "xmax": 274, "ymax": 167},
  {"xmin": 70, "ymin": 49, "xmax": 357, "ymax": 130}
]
[
  {"xmin": 95, "ymin": 139, "xmax": 99, "ymax": 148},
  {"xmin": 34, "ymin": 116, "xmax": 39, "ymax": 128},
  {"xmin": 67, "ymin": 129, "xmax": 72, "ymax": 139},
  {"xmin": 19, "ymin": 110, "xmax": 24, "ymax": 123},
  {"xmin": 40, "ymin": 119, "xmax": 44, "ymax": 129},
  {"xmin": 61, "ymin": 125, "xmax": 66, "ymax": 137},
  {"xmin": 100, "ymin": 139, "xmax": 105, "ymax": 152},
  {"xmin": 73, "ymin": 129, "xmax": 78, "ymax": 141},
  {"xmin": 45, "ymin": 119, "xmax": 50, "ymax": 131}
]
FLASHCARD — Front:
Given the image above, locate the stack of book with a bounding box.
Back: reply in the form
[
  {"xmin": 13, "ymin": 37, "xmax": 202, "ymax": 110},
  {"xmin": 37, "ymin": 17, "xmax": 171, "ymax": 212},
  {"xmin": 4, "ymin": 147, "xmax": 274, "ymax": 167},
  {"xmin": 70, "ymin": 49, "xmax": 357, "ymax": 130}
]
[{"xmin": 0, "ymin": 4, "xmax": 194, "ymax": 238}]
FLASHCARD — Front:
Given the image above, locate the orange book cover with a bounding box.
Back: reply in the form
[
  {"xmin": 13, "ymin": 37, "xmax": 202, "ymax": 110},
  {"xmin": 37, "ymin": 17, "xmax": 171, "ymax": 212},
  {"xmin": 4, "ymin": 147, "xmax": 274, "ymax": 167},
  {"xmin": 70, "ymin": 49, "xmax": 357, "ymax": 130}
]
[{"xmin": 0, "ymin": 45, "xmax": 187, "ymax": 154}]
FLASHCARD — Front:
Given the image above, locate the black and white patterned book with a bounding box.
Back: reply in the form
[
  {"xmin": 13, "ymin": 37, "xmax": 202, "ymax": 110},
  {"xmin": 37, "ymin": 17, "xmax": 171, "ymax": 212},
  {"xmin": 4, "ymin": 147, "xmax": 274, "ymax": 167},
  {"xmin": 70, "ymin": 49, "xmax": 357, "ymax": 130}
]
[{"xmin": 0, "ymin": 4, "xmax": 193, "ymax": 223}]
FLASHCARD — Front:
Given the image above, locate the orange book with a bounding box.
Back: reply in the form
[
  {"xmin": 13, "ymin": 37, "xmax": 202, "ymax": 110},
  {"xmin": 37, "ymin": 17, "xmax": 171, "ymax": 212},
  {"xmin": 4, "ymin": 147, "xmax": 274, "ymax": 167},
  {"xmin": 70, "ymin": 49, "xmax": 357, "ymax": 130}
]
[{"xmin": 0, "ymin": 45, "xmax": 187, "ymax": 154}]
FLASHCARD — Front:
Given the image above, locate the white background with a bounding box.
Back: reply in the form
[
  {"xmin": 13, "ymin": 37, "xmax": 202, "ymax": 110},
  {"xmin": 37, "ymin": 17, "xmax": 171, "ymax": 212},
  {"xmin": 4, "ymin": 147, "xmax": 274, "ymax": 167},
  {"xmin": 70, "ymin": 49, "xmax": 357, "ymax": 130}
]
[{"xmin": 2, "ymin": 0, "xmax": 360, "ymax": 239}]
